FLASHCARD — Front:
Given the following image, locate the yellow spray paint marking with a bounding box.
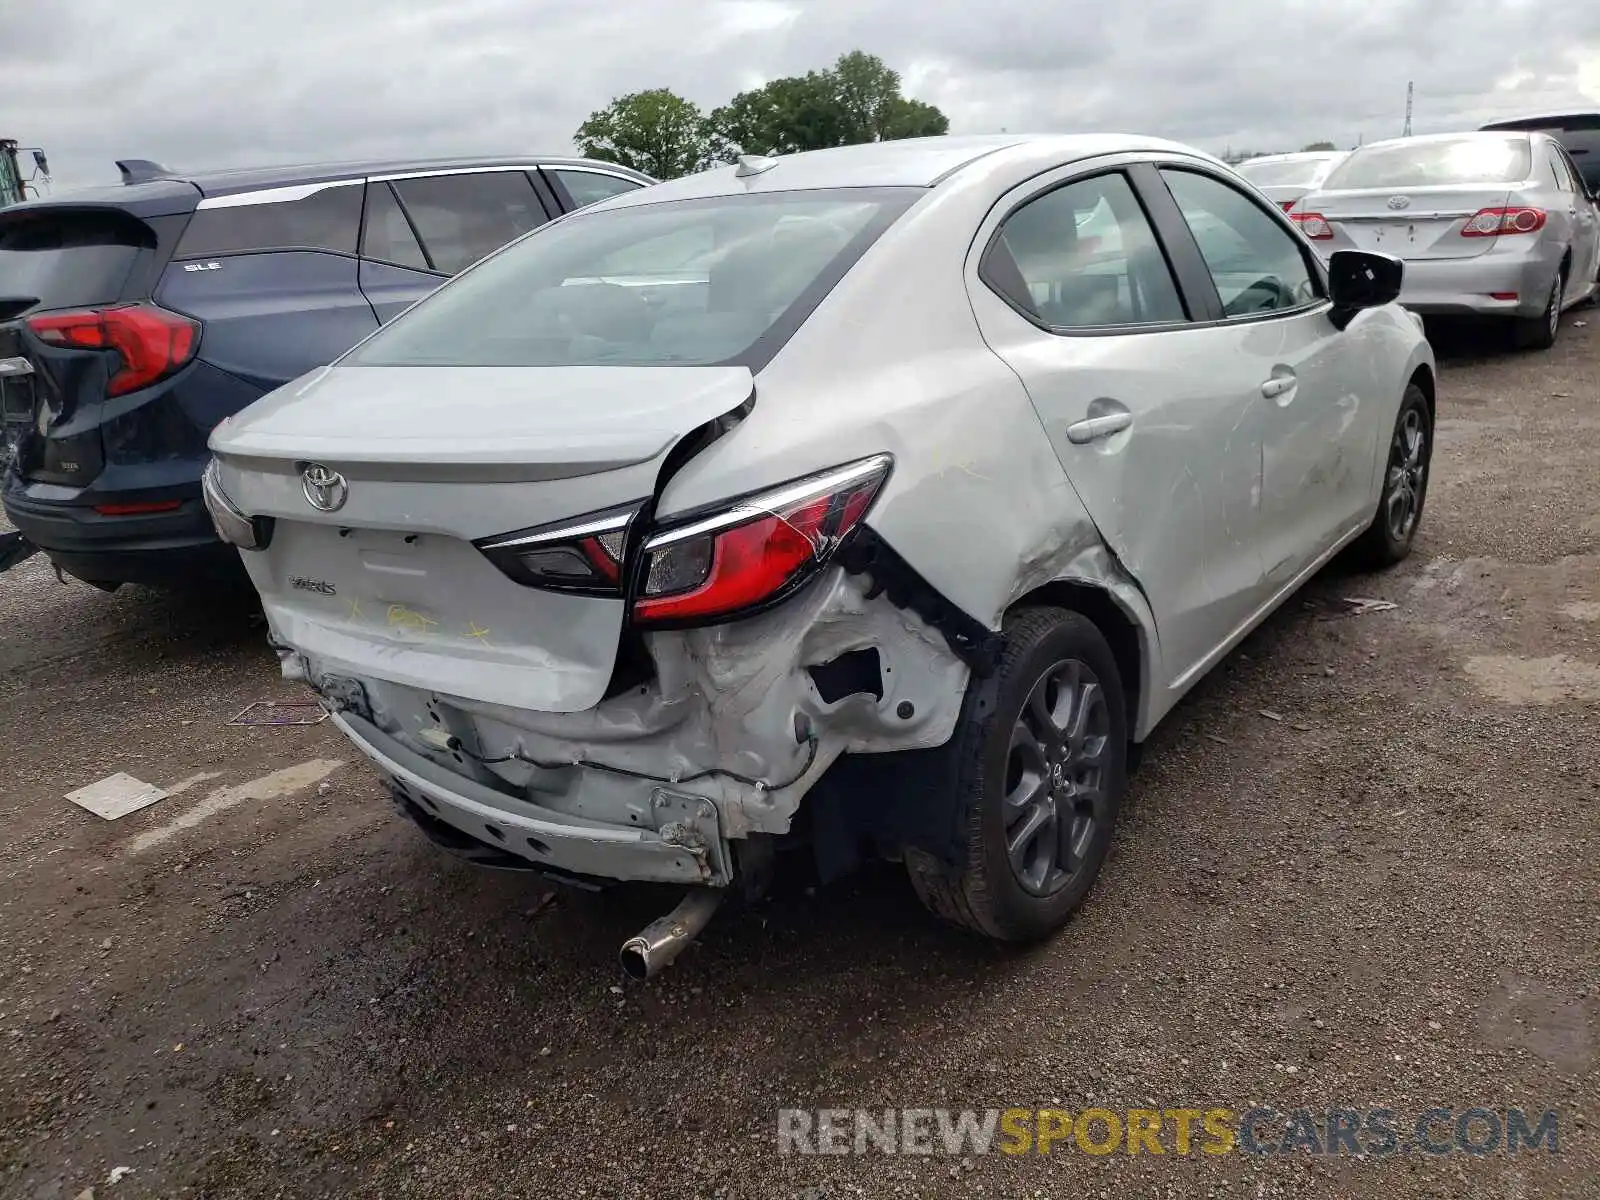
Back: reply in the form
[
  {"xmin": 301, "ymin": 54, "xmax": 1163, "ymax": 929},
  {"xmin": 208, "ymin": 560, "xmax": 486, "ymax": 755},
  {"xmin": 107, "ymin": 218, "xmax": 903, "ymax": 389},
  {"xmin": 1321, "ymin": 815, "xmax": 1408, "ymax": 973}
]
[
  {"xmin": 387, "ymin": 604, "xmax": 438, "ymax": 634},
  {"xmin": 346, "ymin": 598, "xmax": 364, "ymax": 621},
  {"xmin": 466, "ymin": 621, "xmax": 492, "ymax": 643}
]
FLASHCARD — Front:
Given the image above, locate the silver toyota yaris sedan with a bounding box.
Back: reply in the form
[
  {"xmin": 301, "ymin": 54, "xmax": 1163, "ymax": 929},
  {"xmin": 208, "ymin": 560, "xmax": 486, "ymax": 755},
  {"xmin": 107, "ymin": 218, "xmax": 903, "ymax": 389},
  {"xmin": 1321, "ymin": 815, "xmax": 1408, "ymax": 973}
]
[
  {"xmin": 1294, "ymin": 130, "xmax": 1600, "ymax": 349},
  {"xmin": 205, "ymin": 134, "xmax": 1435, "ymax": 974}
]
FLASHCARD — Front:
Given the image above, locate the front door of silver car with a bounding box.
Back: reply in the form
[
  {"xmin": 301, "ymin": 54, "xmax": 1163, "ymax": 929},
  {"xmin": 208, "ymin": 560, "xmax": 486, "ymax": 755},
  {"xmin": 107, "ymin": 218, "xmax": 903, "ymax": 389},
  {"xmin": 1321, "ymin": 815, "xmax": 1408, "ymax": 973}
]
[{"xmin": 1153, "ymin": 166, "xmax": 1378, "ymax": 585}]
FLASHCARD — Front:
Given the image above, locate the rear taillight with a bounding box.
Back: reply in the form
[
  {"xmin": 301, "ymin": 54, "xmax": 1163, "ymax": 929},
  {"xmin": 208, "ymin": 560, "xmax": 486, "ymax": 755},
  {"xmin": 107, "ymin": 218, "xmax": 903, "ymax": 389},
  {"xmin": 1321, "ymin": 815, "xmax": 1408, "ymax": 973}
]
[
  {"xmin": 632, "ymin": 455, "xmax": 890, "ymax": 627},
  {"xmin": 475, "ymin": 503, "xmax": 639, "ymax": 595},
  {"xmin": 1461, "ymin": 207, "xmax": 1546, "ymax": 237},
  {"xmin": 1291, "ymin": 212, "xmax": 1332, "ymax": 240},
  {"xmin": 1279, "ymin": 200, "xmax": 1297, "ymax": 213},
  {"xmin": 25, "ymin": 303, "xmax": 199, "ymax": 396}
]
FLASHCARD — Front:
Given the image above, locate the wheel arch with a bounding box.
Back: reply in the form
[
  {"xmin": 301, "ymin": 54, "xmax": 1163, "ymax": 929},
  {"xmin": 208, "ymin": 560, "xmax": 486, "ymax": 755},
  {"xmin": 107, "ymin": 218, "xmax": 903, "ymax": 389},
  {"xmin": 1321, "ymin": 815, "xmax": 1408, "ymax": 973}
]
[
  {"xmin": 1006, "ymin": 577, "xmax": 1153, "ymax": 742},
  {"xmin": 1407, "ymin": 361, "xmax": 1436, "ymax": 423}
]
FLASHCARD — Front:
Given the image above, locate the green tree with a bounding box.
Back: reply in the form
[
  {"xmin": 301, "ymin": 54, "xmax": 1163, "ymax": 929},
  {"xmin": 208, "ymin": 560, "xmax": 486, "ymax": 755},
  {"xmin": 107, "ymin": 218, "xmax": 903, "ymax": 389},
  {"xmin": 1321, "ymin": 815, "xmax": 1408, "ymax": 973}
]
[
  {"xmin": 574, "ymin": 88, "xmax": 712, "ymax": 180},
  {"xmin": 708, "ymin": 73, "xmax": 847, "ymax": 158},
  {"xmin": 1301, "ymin": 140, "xmax": 1338, "ymax": 152},
  {"xmin": 708, "ymin": 51, "xmax": 948, "ymax": 159}
]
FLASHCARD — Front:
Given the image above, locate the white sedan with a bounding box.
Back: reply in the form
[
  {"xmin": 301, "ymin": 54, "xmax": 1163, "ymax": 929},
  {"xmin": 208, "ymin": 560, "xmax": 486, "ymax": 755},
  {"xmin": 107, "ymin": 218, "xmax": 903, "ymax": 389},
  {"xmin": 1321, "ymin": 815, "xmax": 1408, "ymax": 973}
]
[{"xmin": 205, "ymin": 134, "xmax": 1435, "ymax": 975}]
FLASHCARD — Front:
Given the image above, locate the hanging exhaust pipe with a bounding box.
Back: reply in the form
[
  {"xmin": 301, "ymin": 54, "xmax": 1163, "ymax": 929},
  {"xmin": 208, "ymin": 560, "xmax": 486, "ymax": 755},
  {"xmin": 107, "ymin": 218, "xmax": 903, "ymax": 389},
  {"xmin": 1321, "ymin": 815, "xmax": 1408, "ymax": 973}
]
[{"xmin": 619, "ymin": 887, "xmax": 724, "ymax": 980}]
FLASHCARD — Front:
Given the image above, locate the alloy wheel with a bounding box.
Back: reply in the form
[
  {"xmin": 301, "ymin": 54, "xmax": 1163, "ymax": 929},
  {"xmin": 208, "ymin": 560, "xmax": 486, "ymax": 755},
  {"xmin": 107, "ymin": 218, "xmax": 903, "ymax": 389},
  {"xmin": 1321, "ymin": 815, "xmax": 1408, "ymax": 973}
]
[
  {"xmin": 1385, "ymin": 406, "xmax": 1428, "ymax": 543},
  {"xmin": 1549, "ymin": 276, "xmax": 1562, "ymax": 341},
  {"xmin": 1002, "ymin": 658, "xmax": 1112, "ymax": 896}
]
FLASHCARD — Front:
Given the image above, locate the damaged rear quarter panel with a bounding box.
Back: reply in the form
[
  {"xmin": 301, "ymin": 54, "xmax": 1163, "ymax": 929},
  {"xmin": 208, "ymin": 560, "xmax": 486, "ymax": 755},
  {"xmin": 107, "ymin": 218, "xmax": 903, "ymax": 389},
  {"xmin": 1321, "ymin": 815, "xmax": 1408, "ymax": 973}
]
[{"xmin": 655, "ymin": 179, "xmax": 1166, "ymax": 735}]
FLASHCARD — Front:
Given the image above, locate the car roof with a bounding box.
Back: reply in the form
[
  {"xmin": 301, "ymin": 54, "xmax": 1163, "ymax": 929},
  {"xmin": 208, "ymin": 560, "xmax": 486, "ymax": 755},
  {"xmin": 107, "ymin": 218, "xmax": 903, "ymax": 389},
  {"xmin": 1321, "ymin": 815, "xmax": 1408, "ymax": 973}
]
[
  {"xmin": 1239, "ymin": 151, "xmax": 1344, "ymax": 165},
  {"xmin": 598, "ymin": 133, "xmax": 1221, "ymax": 207},
  {"xmin": 2, "ymin": 155, "xmax": 650, "ymax": 220},
  {"xmin": 178, "ymin": 155, "xmax": 649, "ymax": 198},
  {"xmin": 1481, "ymin": 112, "xmax": 1600, "ymax": 130},
  {"xmin": 1350, "ymin": 130, "xmax": 1536, "ymax": 154}
]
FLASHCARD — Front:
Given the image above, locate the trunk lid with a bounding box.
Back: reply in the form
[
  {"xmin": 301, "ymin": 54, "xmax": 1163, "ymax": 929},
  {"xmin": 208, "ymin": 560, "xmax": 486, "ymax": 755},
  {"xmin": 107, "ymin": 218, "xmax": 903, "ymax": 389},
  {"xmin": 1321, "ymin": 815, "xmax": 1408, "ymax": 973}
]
[
  {"xmin": 1304, "ymin": 184, "xmax": 1517, "ymax": 260},
  {"xmin": 210, "ymin": 363, "xmax": 754, "ymax": 713}
]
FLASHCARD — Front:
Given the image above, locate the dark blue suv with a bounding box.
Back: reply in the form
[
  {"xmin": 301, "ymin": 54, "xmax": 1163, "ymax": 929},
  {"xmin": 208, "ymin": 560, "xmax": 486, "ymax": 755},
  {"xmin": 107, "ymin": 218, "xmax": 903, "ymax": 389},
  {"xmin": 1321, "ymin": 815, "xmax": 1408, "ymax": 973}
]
[{"xmin": 0, "ymin": 154, "xmax": 651, "ymax": 589}]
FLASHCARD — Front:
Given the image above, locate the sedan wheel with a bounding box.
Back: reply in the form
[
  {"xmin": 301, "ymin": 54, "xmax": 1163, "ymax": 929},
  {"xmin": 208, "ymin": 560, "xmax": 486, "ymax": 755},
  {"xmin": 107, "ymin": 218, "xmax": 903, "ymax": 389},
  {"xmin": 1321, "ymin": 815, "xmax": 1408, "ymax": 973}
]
[
  {"xmin": 1516, "ymin": 268, "xmax": 1565, "ymax": 350},
  {"xmin": 1354, "ymin": 382, "xmax": 1432, "ymax": 566},
  {"xmin": 1004, "ymin": 659, "xmax": 1112, "ymax": 896},
  {"xmin": 906, "ymin": 607, "xmax": 1128, "ymax": 942}
]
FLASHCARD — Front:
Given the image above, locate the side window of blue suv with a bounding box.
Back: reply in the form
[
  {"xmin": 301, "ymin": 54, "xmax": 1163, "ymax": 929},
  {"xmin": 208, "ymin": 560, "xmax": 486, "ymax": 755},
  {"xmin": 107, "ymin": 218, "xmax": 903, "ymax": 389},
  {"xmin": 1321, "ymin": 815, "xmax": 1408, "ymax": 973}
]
[{"xmin": 173, "ymin": 183, "xmax": 363, "ymax": 257}]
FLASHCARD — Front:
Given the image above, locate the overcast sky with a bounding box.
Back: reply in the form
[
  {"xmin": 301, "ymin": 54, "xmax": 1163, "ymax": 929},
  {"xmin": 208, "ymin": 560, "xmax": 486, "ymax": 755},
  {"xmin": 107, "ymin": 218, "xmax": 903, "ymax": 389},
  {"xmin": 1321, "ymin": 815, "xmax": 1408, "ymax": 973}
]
[{"xmin": 5, "ymin": 0, "xmax": 1599, "ymax": 190}]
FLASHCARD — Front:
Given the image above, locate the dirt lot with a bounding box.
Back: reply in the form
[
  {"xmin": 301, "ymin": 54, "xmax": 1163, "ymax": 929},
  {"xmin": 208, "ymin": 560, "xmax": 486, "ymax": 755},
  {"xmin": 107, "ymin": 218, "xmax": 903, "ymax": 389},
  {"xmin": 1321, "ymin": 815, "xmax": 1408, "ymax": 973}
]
[{"xmin": 1, "ymin": 315, "xmax": 1597, "ymax": 1199}]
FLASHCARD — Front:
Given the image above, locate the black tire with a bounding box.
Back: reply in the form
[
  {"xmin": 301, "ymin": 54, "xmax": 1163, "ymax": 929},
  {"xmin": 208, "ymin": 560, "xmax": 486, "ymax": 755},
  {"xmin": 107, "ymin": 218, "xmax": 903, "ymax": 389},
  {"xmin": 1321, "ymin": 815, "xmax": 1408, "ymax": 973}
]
[
  {"xmin": 1514, "ymin": 264, "xmax": 1564, "ymax": 350},
  {"xmin": 906, "ymin": 607, "xmax": 1128, "ymax": 942},
  {"xmin": 1352, "ymin": 383, "xmax": 1432, "ymax": 567}
]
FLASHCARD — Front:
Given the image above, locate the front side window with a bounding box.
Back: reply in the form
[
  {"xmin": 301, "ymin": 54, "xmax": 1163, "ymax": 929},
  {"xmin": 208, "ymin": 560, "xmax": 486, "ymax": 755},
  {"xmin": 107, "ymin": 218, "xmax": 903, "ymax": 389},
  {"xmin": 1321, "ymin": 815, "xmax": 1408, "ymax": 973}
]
[
  {"xmin": 981, "ymin": 172, "xmax": 1186, "ymax": 329},
  {"xmin": 347, "ymin": 188, "xmax": 915, "ymax": 369},
  {"xmin": 1160, "ymin": 169, "xmax": 1319, "ymax": 318},
  {"xmin": 551, "ymin": 169, "xmax": 643, "ymax": 210},
  {"xmin": 390, "ymin": 172, "xmax": 551, "ymax": 275},
  {"xmin": 175, "ymin": 183, "xmax": 363, "ymax": 258}
]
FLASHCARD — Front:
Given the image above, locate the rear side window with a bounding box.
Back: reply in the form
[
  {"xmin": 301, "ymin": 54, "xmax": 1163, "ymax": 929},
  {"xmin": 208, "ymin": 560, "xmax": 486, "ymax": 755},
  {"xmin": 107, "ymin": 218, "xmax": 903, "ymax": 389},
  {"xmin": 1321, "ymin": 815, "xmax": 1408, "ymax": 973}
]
[
  {"xmin": 551, "ymin": 169, "xmax": 643, "ymax": 210},
  {"xmin": 1160, "ymin": 169, "xmax": 1319, "ymax": 317},
  {"xmin": 982, "ymin": 172, "xmax": 1186, "ymax": 329},
  {"xmin": 1548, "ymin": 148, "xmax": 1575, "ymax": 192},
  {"xmin": 1323, "ymin": 136, "xmax": 1532, "ymax": 189},
  {"xmin": 175, "ymin": 183, "xmax": 363, "ymax": 258},
  {"xmin": 389, "ymin": 172, "xmax": 550, "ymax": 275},
  {"xmin": 0, "ymin": 210, "xmax": 155, "ymax": 312},
  {"xmin": 360, "ymin": 183, "xmax": 431, "ymax": 272}
]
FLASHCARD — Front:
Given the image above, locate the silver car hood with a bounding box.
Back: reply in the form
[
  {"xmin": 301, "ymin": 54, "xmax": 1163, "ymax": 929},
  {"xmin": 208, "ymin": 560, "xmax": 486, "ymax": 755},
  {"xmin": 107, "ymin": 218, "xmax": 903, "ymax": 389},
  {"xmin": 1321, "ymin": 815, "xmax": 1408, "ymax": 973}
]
[{"xmin": 211, "ymin": 363, "xmax": 755, "ymax": 470}]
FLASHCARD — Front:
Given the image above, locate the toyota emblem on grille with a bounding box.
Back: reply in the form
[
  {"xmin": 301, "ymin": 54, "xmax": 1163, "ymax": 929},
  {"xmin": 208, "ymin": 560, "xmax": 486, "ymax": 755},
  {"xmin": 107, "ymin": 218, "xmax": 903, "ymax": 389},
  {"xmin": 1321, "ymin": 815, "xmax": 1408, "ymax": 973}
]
[
  {"xmin": 300, "ymin": 462, "xmax": 348, "ymax": 512},
  {"xmin": 1387, "ymin": 195, "xmax": 1411, "ymax": 210}
]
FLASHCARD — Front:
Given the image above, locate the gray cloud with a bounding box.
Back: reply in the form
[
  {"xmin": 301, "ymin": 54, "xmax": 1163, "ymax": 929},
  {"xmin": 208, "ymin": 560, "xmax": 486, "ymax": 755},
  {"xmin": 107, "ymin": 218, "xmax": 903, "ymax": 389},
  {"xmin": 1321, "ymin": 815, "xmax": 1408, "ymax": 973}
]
[{"xmin": 3, "ymin": 0, "xmax": 1597, "ymax": 190}]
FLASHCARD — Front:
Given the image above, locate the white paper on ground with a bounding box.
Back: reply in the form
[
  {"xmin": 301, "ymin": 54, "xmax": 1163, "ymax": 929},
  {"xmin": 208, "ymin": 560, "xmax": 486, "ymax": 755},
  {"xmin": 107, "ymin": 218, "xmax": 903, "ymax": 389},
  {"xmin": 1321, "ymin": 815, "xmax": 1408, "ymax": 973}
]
[{"xmin": 65, "ymin": 773, "xmax": 169, "ymax": 821}]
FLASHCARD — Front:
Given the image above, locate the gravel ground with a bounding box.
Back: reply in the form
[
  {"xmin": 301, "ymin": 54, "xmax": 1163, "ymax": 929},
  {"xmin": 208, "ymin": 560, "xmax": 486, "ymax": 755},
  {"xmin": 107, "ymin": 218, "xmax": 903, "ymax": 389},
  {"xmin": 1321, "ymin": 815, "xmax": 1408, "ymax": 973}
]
[{"xmin": 1, "ymin": 315, "xmax": 1596, "ymax": 1199}]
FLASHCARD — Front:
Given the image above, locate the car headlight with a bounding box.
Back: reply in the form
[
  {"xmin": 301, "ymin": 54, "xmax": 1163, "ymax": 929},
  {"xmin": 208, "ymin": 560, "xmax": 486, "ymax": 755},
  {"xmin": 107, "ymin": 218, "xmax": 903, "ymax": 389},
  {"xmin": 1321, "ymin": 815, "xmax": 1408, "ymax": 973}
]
[{"xmin": 202, "ymin": 457, "xmax": 274, "ymax": 551}]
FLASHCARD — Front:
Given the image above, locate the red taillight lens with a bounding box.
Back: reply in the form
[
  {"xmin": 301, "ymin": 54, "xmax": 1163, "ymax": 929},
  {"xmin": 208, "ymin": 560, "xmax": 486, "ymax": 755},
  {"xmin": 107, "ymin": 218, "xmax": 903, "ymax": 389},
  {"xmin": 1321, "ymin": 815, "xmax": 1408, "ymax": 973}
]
[
  {"xmin": 475, "ymin": 503, "xmax": 637, "ymax": 595},
  {"xmin": 93, "ymin": 499, "xmax": 184, "ymax": 516},
  {"xmin": 633, "ymin": 455, "xmax": 891, "ymax": 627},
  {"xmin": 25, "ymin": 303, "xmax": 199, "ymax": 396},
  {"xmin": 1279, "ymin": 200, "xmax": 1297, "ymax": 213},
  {"xmin": 1461, "ymin": 207, "xmax": 1546, "ymax": 237},
  {"xmin": 1291, "ymin": 212, "xmax": 1332, "ymax": 240}
]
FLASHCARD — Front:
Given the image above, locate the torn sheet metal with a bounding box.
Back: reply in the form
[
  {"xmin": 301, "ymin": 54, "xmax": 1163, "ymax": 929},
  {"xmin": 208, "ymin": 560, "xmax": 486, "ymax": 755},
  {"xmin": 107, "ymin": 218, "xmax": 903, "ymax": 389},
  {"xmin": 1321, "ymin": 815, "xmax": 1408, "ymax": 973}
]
[{"xmin": 66, "ymin": 773, "xmax": 168, "ymax": 821}]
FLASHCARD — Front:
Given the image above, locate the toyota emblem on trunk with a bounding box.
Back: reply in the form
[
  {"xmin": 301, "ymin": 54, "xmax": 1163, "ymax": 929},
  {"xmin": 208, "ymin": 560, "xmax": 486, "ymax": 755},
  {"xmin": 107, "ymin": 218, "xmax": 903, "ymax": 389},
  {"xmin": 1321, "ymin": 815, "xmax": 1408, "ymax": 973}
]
[
  {"xmin": 1387, "ymin": 195, "xmax": 1411, "ymax": 210},
  {"xmin": 300, "ymin": 462, "xmax": 348, "ymax": 512}
]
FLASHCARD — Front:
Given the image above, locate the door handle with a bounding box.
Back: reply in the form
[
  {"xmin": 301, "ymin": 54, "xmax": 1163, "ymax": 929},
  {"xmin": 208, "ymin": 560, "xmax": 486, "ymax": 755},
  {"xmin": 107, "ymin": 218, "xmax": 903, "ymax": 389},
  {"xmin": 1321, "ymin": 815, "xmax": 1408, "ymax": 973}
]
[
  {"xmin": 1260, "ymin": 376, "xmax": 1296, "ymax": 400},
  {"xmin": 1065, "ymin": 411, "xmax": 1133, "ymax": 444}
]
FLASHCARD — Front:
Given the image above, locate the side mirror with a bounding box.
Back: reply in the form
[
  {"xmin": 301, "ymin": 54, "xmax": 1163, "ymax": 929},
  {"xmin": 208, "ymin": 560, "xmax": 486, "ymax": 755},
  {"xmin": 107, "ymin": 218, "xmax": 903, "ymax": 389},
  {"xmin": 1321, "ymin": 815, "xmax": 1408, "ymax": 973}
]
[
  {"xmin": 31, "ymin": 150, "xmax": 49, "ymax": 177},
  {"xmin": 1327, "ymin": 249, "xmax": 1403, "ymax": 330}
]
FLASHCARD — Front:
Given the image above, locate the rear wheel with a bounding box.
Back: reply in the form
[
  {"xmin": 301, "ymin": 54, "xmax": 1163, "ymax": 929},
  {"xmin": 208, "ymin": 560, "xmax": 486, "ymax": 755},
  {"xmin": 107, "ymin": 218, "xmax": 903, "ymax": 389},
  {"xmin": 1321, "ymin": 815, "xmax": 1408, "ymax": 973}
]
[
  {"xmin": 1352, "ymin": 383, "xmax": 1431, "ymax": 567},
  {"xmin": 1515, "ymin": 265, "xmax": 1564, "ymax": 350},
  {"xmin": 906, "ymin": 607, "xmax": 1128, "ymax": 942}
]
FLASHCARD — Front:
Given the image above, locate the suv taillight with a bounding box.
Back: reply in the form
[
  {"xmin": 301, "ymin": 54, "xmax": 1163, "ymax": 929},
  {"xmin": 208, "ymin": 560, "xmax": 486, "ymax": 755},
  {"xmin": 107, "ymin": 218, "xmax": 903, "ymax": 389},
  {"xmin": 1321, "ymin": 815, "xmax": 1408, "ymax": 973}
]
[
  {"xmin": 25, "ymin": 303, "xmax": 199, "ymax": 396},
  {"xmin": 1461, "ymin": 207, "xmax": 1547, "ymax": 237},
  {"xmin": 633, "ymin": 455, "xmax": 890, "ymax": 627},
  {"xmin": 1291, "ymin": 212, "xmax": 1333, "ymax": 240}
]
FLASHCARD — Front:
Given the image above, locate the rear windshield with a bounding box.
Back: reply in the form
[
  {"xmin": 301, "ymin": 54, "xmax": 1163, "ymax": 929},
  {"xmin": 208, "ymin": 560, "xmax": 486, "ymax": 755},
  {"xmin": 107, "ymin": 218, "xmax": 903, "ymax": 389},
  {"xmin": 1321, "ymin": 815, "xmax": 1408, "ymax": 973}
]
[
  {"xmin": 0, "ymin": 210, "xmax": 154, "ymax": 314},
  {"xmin": 347, "ymin": 188, "xmax": 918, "ymax": 369},
  {"xmin": 1236, "ymin": 158, "xmax": 1335, "ymax": 188},
  {"xmin": 1322, "ymin": 137, "xmax": 1532, "ymax": 190}
]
